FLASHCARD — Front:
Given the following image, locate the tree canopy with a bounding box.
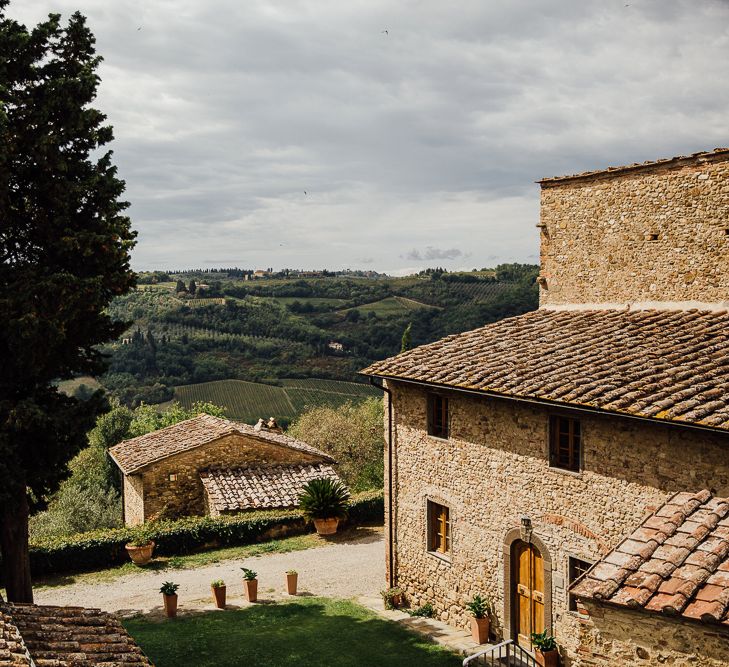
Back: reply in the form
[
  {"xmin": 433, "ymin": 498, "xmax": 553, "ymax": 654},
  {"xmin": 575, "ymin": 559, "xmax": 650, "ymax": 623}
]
[{"xmin": 0, "ymin": 2, "xmax": 136, "ymax": 600}]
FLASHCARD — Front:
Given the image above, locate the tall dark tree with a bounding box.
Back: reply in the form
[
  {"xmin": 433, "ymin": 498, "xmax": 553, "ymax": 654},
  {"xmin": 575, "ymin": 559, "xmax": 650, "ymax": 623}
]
[
  {"xmin": 188, "ymin": 279, "xmax": 196, "ymax": 296},
  {"xmin": 0, "ymin": 4, "xmax": 136, "ymax": 601}
]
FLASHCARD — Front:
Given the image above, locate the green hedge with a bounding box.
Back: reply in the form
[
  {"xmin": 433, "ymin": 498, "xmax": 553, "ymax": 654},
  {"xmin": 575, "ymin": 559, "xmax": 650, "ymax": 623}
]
[{"xmin": 27, "ymin": 490, "xmax": 383, "ymax": 578}]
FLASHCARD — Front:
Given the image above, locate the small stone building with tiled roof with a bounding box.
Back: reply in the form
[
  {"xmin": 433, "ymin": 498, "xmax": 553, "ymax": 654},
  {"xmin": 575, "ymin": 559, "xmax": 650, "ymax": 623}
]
[
  {"xmin": 109, "ymin": 414, "xmax": 340, "ymax": 525},
  {"xmin": 362, "ymin": 148, "xmax": 729, "ymax": 665},
  {"xmin": 0, "ymin": 602, "xmax": 151, "ymax": 666}
]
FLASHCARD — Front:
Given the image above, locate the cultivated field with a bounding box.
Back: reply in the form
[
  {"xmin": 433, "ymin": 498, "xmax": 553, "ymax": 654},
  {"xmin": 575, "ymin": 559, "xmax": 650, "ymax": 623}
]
[
  {"xmin": 173, "ymin": 378, "xmax": 380, "ymax": 423},
  {"xmin": 343, "ymin": 296, "xmax": 438, "ymax": 317}
]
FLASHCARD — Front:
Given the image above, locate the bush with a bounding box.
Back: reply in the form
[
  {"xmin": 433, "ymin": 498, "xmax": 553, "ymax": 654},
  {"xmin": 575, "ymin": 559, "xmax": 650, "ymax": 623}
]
[
  {"xmin": 298, "ymin": 478, "xmax": 350, "ymax": 521},
  {"xmin": 21, "ymin": 490, "xmax": 383, "ymax": 579}
]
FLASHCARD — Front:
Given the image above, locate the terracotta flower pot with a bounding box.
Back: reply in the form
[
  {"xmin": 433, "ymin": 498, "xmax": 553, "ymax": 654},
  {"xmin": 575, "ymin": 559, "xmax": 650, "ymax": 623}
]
[
  {"xmin": 313, "ymin": 518, "xmax": 339, "ymax": 535},
  {"xmin": 286, "ymin": 573, "xmax": 298, "ymax": 596},
  {"xmin": 390, "ymin": 593, "xmax": 402, "ymax": 609},
  {"xmin": 244, "ymin": 579, "xmax": 258, "ymax": 602},
  {"xmin": 125, "ymin": 541, "xmax": 155, "ymax": 566},
  {"xmin": 535, "ymin": 649, "xmax": 559, "ymax": 667},
  {"xmin": 470, "ymin": 617, "xmax": 490, "ymax": 644},
  {"xmin": 211, "ymin": 585, "xmax": 226, "ymax": 609},
  {"xmin": 163, "ymin": 593, "xmax": 178, "ymax": 618}
]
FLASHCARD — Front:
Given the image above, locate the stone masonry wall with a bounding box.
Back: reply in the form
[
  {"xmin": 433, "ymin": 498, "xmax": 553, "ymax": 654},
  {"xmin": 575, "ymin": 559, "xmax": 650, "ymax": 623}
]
[
  {"xmin": 576, "ymin": 601, "xmax": 729, "ymax": 666},
  {"xmin": 123, "ymin": 474, "xmax": 145, "ymax": 526},
  {"xmin": 127, "ymin": 434, "xmax": 324, "ymax": 524},
  {"xmin": 388, "ymin": 382, "xmax": 729, "ymax": 665},
  {"xmin": 539, "ymin": 153, "xmax": 729, "ymax": 307}
]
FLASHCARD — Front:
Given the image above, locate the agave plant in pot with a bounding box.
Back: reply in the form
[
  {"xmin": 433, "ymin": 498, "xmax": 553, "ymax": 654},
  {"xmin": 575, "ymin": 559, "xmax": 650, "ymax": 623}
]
[
  {"xmin": 241, "ymin": 567, "xmax": 258, "ymax": 602},
  {"xmin": 466, "ymin": 594, "xmax": 491, "ymax": 644},
  {"xmin": 531, "ymin": 630, "xmax": 559, "ymax": 667},
  {"xmin": 160, "ymin": 581, "xmax": 179, "ymax": 618},
  {"xmin": 298, "ymin": 478, "xmax": 350, "ymax": 536},
  {"xmin": 211, "ymin": 579, "xmax": 226, "ymax": 609},
  {"xmin": 125, "ymin": 525, "xmax": 155, "ymax": 566}
]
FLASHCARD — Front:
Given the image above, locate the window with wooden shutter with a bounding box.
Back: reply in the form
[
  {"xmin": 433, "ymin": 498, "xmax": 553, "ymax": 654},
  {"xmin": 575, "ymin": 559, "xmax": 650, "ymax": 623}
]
[
  {"xmin": 427, "ymin": 393, "xmax": 449, "ymax": 439},
  {"xmin": 549, "ymin": 415, "xmax": 581, "ymax": 472},
  {"xmin": 427, "ymin": 500, "xmax": 451, "ymax": 556},
  {"xmin": 568, "ymin": 556, "xmax": 592, "ymax": 611}
]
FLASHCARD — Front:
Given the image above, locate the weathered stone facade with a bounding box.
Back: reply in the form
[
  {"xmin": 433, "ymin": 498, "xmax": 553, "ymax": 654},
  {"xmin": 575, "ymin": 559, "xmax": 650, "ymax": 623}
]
[
  {"xmin": 386, "ymin": 381, "xmax": 729, "ymax": 664},
  {"xmin": 539, "ymin": 150, "xmax": 729, "ymax": 308},
  {"xmin": 123, "ymin": 433, "xmax": 324, "ymax": 524},
  {"xmin": 576, "ymin": 601, "xmax": 729, "ymax": 666}
]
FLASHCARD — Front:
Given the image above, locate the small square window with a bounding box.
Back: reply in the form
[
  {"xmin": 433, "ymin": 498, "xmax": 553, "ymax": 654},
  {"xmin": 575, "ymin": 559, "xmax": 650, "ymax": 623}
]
[
  {"xmin": 427, "ymin": 500, "xmax": 451, "ymax": 556},
  {"xmin": 168, "ymin": 473, "xmax": 178, "ymax": 482},
  {"xmin": 427, "ymin": 393, "xmax": 449, "ymax": 439},
  {"xmin": 568, "ymin": 556, "xmax": 592, "ymax": 611},
  {"xmin": 549, "ymin": 415, "xmax": 582, "ymax": 472}
]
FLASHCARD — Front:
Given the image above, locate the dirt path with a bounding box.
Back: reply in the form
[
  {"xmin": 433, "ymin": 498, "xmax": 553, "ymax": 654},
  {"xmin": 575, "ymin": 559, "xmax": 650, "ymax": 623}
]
[{"xmin": 34, "ymin": 528, "xmax": 385, "ymax": 617}]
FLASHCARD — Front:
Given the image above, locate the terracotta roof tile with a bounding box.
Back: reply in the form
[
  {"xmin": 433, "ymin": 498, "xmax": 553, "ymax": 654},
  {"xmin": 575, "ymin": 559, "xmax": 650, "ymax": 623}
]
[
  {"xmin": 361, "ymin": 309, "xmax": 729, "ymax": 433},
  {"xmin": 0, "ymin": 604, "xmax": 151, "ymax": 666},
  {"xmin": 109, "ymin": 414, "xmax": 333, "ymax": 474},
  {"xmin": 200, "ymin": 463, "xmax": 344, "ymax": 513},
  {"xmin": 572, "ymin": 490, "xmax": 729, "ymax": 625}
]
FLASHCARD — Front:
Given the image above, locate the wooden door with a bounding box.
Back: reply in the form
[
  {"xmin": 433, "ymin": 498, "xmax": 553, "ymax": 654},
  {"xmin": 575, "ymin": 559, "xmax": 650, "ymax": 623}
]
[{"xmin": 514, "ymin": 541, "xmax": 544, "ymax": 647}]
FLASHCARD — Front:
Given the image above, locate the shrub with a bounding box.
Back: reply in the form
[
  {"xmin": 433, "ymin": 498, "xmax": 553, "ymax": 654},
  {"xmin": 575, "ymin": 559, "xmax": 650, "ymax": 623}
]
[
  {"xmin": 407, "ymin": 603, "xmax": 434, "ymax": 618},
  {"xmin": 531, "ymin": 630, "xmax": 557, "ymax": 652},
  {"xmin": 298, "ymin": 478, "xmax": 350, "ymax": 521},
  {"xmin": 160, "ymin": 581, "xmax": 179, "ymax": 595},
  {"xmin": 241, "ymin": 567, "xmax": 257, "ymax": 581},
  {"xmin": 211, "ymin": 579, "xmax": 225, "ymax": 588},
  {"xmin": 466, "ymin": 594, "xmax": 491, "ymax": 619}
]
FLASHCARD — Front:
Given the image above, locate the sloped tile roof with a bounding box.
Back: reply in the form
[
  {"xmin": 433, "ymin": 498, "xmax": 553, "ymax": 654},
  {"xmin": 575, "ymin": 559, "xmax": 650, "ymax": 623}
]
[
  {"xmin": 200, "ymin": 463, "xmax": 343, "ymax": 512},
  {"xmin": 109, "ymin": 414, "xmax": 334, "ymax": 474},
  {"xmin": 539, "ymin": 147, "xmax": 729, "ymax": 184},
  {"xmin": 361, "ymin": 308, "xmax": 729, "ymax": 432},
  {"xmin": 0, "ymin": 604, "xmax": 152, "ymax": 666},
  {"xmin": 572, "ymin": 490, "xmax": 729, "ymax": 626}
]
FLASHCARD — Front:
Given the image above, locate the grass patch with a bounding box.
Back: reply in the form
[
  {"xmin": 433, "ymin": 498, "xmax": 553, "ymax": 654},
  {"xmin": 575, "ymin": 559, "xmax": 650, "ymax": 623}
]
[
  {"xmin": 125, "ymin": 597, "xmax": 461, "ymax": 667},
  {"xmin": 34, "ymin": 533, "xmax": 323, "ymax": 590}
]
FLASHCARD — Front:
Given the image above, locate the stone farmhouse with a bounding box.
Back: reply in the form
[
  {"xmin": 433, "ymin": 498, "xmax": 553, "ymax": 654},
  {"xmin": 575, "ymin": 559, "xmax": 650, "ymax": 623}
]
[
  {"xmin": 362, "ymin": 148, "xmax": 729, "ymax": 666},
  {"xmin": 109, "ymin": 414, "xmax": 340, "ymax": 525},
  {"xmin": 0, "ymin": 602, "xmax": 151, "ymax": 665}
]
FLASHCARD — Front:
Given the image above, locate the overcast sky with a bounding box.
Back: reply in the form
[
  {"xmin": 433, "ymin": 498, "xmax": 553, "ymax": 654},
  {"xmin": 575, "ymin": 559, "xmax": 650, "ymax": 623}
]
[{"xmin": 13, "ymin": 1, "xmax": 729, "ymax": 274}]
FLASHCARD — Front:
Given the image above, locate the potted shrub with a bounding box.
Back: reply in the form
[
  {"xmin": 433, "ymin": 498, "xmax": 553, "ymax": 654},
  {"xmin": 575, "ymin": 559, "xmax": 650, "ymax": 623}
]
[
  {"xmin": 531, "ymin": 630, "xmax": 559, "ymax": 667},
  {"xmin": 125, "ymin": 526, "xmax": 155, "ymax": 566},
  {"xmin": 380, "ymin": 587, "xmax": 404, "ymax": 610},
  {"xmin": 211, "ymin": 579, "xmax": 226, "ymax": 609},
  {"xmin": 466, "ymin": 594, "xmax": 491, "ymax": 644},
  {"xmin": 298, "ymin": 478, "xmax": 350, "ymax": 535},
  {"xmin": 160, "ymin": 581, "xmax": 179, "ymax": 618},
  {"xmin": 241, "ymin": 567, "xmax": 258, "ymax": 602},
  {"xmin": 285, "ymin": 570, "xmax": 298, "ymax": 595}
]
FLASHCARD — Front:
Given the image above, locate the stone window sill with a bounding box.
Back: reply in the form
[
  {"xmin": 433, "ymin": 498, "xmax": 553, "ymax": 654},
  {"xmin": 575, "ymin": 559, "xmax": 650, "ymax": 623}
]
[
  {"xmin": 548, "ymin": 465, "xmax": 583, "ymax": 479},
  {"xmin": 426, "ymin": 434, "xmax": 450, "ymax": 443},
  {"xmin": 427, "ymin": 550, "xmax": 452, "ymax": 565}
]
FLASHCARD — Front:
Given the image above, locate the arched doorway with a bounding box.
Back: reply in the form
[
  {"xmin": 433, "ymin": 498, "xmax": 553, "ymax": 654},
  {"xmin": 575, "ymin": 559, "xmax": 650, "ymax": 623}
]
[{"xmin": 513, "ymin": 540, "xmax": 544, "ymax": 647}]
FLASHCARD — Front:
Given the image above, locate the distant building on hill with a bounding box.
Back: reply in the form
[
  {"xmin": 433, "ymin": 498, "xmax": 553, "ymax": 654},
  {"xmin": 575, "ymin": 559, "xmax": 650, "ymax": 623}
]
[
  {"xmin": 362, "ymin": 148, "xmax": 729, "ymax": 666},
  {"xmin": 109, "ymin": 414, "xmax": 342, "ymax": 525}
]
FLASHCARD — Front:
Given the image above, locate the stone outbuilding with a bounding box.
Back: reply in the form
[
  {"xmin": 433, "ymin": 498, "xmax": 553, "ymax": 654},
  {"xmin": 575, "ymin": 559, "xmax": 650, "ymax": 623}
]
[
  {"xmin": 0, "ymin": 602, "xmax": 152, "ymax": 666},
  {"xmin": 361, "ymin": 148, "xmax": 729, "ymax": 666},
  {"xmin": 109, "ymin": 414, "xmax": 341, "ymax": 525}
]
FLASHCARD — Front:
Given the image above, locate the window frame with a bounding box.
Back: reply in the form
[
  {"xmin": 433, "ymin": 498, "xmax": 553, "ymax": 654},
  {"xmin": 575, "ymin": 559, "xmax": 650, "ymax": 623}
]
[
  {"xmin": 549, "ymin": 414, "xmax": 582, "ymax": 472},
  {"xmin": 567, "ymin": 555, "xmax": 593, "ymax": 613},
  {"xmin": 426, "ymin": 499, "xmax": 451, "ymax": 559},
  {"xmin": 427, "ymin": 393, "xmax": 449, "ymax": 439}
]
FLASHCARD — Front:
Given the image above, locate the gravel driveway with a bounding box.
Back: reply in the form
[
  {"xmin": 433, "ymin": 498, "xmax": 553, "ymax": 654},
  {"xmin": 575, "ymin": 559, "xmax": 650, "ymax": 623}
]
[{"xmin": 34, "ymin": 528, "xmax": 385, "ymax": 617}]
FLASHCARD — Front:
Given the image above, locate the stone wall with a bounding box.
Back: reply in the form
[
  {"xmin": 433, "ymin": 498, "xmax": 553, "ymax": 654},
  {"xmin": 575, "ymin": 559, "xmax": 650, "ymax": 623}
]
[
  {"xmin": 123, "ymin": 434, "xmax": 324, "ymax": 524},
  {"xmin": 538, "ymin": 152, "xmax": 729, "ymax": 307},
  {"xmin": 576, "ymin": 601, "xmax": 729, "ymax": 666},
  {"xmin": 123, "ymin": 474, "xmax": 145, "ymax": 526},
  {"xmin": 387, "ymin": 381, "xmax": 729, "ymax": 665}
]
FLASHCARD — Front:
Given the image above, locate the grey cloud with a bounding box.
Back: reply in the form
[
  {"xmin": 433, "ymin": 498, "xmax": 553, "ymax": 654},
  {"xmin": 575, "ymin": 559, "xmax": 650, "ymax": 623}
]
[{"xmin": 403, "ymin": 247, "xmax": 467, "ymax": 261}]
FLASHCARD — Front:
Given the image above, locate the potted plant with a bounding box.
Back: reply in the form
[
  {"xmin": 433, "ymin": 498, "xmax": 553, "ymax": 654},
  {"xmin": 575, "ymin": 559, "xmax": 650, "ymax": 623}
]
[
  {"xmin": 125, "ymin": 525, "xmax": 155, "ymax": 566},
  {"xmin": 531, "ymin": 630, "xmax": 559, "ymax": 667},
  {"xmin": 298, "ymin": 478, "xmax": 350, "ymax": 535},
  {"xmin": 285, "ymin": 570, "xmax": 298, "ymax": 595},
  {"xmin": 380, "ymin": 587, "xmax": 404, "ymax": 610},
  {"xmin": 211, "ymin": 579, "xmax": 226, "ymax": 609},
  {"xmin": 241, "ymin": 567, "xmax": 258, "ymax": 602},
  {"xmin": 160, "ymin": 581, "xmax": 179, "ymax": 618},
  {"xmin": 466, "ymin": 594, "xmax": 491, "ymax": 644}
]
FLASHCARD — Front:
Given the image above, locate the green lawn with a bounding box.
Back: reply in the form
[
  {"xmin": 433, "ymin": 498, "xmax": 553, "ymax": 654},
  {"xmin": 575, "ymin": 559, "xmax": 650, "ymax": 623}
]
[{"xmin": 125, "ymin": 598, "xmax": 461, "ymax": 667}]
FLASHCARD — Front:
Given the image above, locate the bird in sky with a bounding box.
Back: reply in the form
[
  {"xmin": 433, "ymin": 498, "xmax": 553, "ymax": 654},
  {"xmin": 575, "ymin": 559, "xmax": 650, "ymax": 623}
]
[
  {"xmin": 137, "ymin": 26, "xmax": 142, "ymax": 30},
  {"xmin": 381, "ymin": 29, "xmax": 388, "ymax": 35},
  {"xmin": 304, "ymin": 191, "xmax": 308, "ymax": 195}
]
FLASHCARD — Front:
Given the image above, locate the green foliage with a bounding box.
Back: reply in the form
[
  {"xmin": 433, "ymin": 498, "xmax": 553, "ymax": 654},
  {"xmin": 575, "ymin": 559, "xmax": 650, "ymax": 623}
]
[
  {"xmin": 126, "ymin": 401, "xmax": 225, "ymax": 438},
  {"xmin": 288, "ymin": 398, "xmax": 384, "ymax": 490},
  {"xmin": 160, "ymin": 581, "xmax": 179, "ymax": 595},
  {"xmin": 530, "ymin": 630, "xmax": 558, "ymax": 652},
  {"xmin": 298, "ymin": 478, "xmax": 351, "ymax": 521},
  {"xmin": 286, "ymin": 569, "xmax": 297, "ymax": 575},
  {"xmin": 407, "ymin": 603, "xmax": 434, "ymax": 618},
  {"xmin": 240, "ymin": 567, "xmax": 258, "ymax": 581},
  {"xmin": 380, "ymin": 587, "xmax": 404, "ymax": 610},
  {"xmin": 401, "ymin": 322, "xmax": 412, "ymax": 353},
  {"xmin": 211, "ymin": 579, "xmax": 225, "ymax": 588},
  {"xmin": 21, "ymin": 491, "xmax": 382, "ymax": 578},
  {"xmin": 465, "ymin": 594, "xmax": 491, "ymax": 619}
]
